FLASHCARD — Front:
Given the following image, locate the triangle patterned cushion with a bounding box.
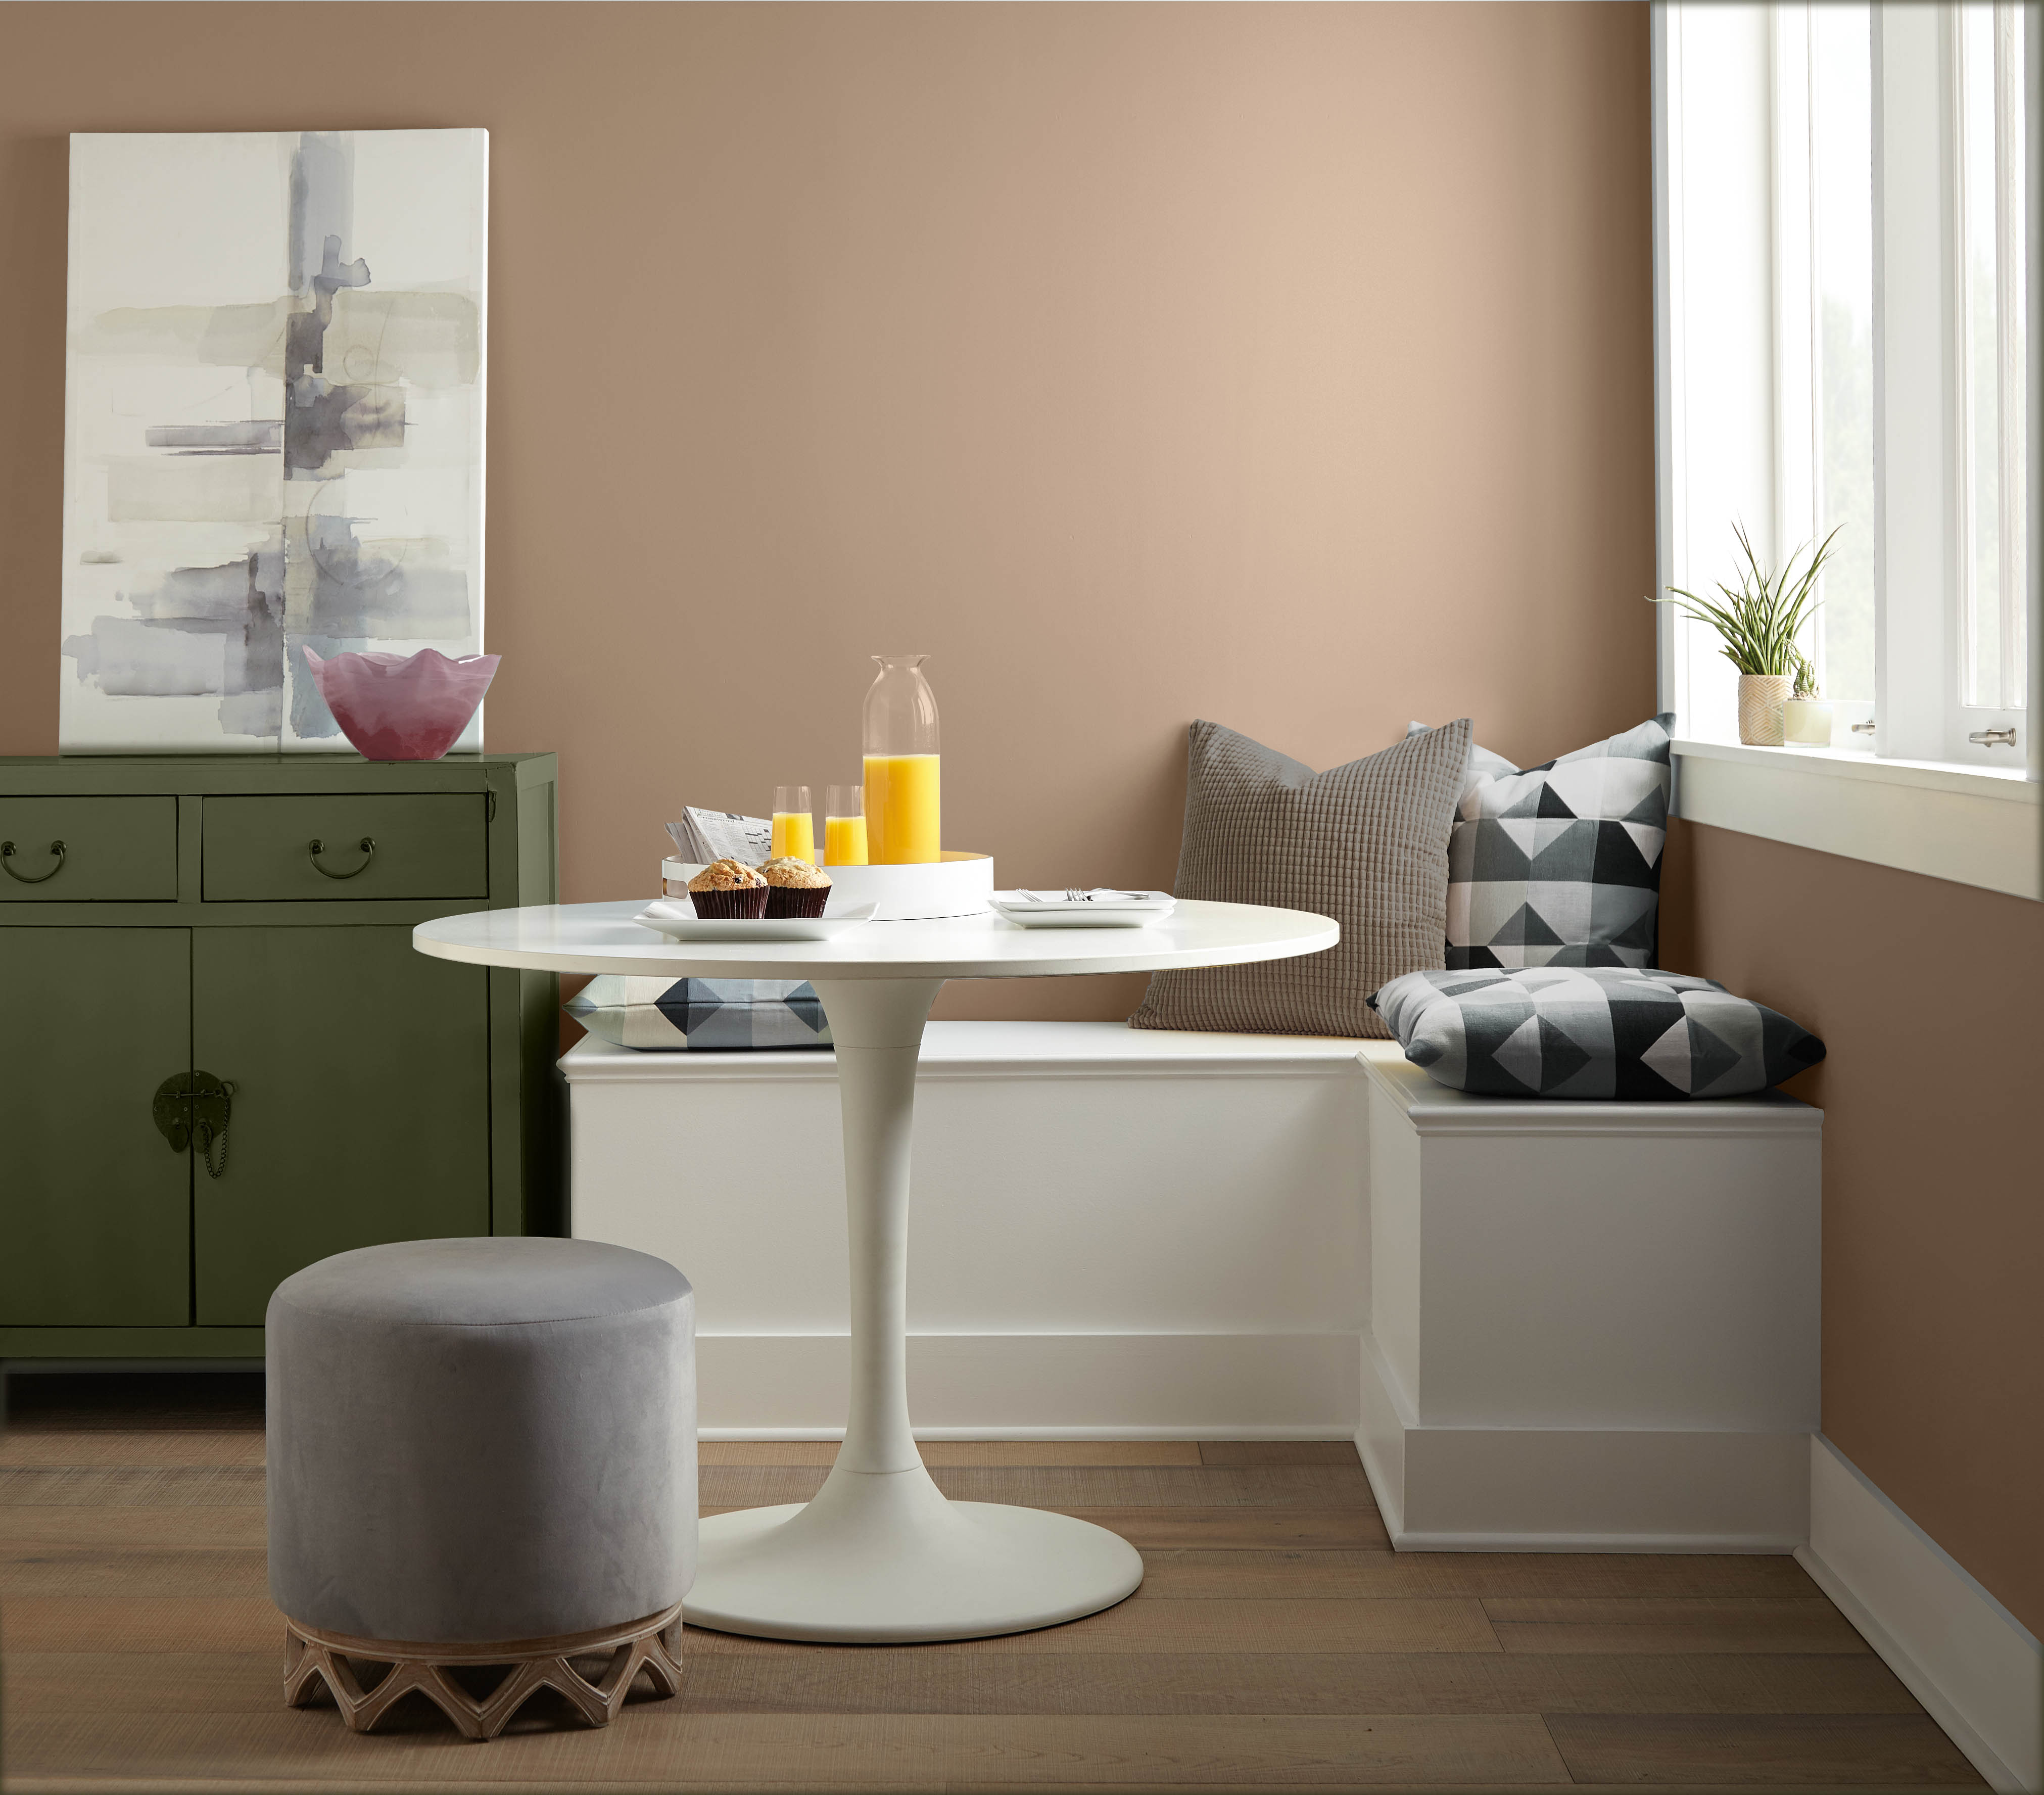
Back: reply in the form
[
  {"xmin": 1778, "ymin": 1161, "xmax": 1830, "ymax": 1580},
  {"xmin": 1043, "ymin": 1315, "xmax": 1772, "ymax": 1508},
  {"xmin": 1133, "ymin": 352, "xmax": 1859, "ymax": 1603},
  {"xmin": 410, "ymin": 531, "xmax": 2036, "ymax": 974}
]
[
  {"xmin": 1444, "ymin": 714, "xmax": 1675, "ymax": 970},
  {"xmin": 565, "ymin": 978, "xmax": 831, "ymax": 1052},
  {"xmin": 1369, "ymin": 967, "xmax": 1825, "ymax": 1100}
]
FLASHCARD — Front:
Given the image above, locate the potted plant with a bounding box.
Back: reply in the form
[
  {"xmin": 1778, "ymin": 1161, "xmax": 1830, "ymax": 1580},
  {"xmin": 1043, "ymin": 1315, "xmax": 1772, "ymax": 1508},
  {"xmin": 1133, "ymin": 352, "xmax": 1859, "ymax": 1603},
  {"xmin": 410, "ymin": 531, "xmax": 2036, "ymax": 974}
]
[
  {"xmin": 1650, "ymin": 525, "xmax": 1837, "ymax": 746},
  {"xmin": 1783, "ymin": 653, "xmax": 1833, "ymax": 745}
]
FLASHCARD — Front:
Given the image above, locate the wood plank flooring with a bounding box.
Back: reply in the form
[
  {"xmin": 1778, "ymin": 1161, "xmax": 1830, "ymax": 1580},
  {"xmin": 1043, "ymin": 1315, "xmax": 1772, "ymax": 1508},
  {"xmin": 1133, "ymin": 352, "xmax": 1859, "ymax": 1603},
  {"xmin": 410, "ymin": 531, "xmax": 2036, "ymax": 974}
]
[{"xmin": 0, "ymin": 1375, "xmax": 1982, "ymax": 1792}]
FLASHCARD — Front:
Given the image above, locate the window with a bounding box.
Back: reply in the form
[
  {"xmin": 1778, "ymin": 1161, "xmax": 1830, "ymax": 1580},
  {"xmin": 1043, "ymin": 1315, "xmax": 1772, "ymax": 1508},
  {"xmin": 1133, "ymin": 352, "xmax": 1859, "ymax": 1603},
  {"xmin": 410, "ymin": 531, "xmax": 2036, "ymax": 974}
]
[
  {"xmin": 1810, "ymin": 3, "xmax": 1877, "ymax": 707},
  {"xmin": 1657, "ymin": 1, "xmax": 2037, "ymax": 769},
  {"xmin": 1954, "ymin": 3, "xmax": 2028, "ymax": 720},
  {"xmin": 1775, "ymin": 1, "xmax": 1877, "ymax": 710}
]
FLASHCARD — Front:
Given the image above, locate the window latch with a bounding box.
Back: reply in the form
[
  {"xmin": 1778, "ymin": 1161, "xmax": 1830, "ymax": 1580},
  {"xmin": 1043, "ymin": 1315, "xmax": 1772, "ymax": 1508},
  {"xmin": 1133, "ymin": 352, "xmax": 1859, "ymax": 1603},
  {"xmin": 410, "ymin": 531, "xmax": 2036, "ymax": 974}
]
[
  {"xmin": 1850, "ymin": 722, "xmax": 1877, "ymax": 735},
  {"xmin": 1967, "ymin": 727, "xmax": 2018, "ymax": 748}
]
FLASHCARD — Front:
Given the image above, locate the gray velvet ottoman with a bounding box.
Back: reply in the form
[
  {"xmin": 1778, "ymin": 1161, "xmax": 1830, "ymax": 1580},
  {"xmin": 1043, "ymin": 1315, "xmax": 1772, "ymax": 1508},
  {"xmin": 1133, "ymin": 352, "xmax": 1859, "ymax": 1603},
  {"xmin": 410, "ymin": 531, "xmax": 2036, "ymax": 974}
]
[{"xmin": 266, "ymin": 1237, "xmax": 697, "ymax": 1739}]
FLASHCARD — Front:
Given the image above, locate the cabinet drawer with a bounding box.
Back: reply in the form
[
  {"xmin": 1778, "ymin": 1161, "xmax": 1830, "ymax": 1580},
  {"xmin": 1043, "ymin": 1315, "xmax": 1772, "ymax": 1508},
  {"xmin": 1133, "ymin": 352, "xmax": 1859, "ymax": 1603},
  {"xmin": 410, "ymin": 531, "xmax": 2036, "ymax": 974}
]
[
  {"xmin": 0, "ymin": 797, "xmax": 176, "ymax": 901},
  {"xmin": 203, "ymin": 796, "xmax": 488, "ymax": 901}
]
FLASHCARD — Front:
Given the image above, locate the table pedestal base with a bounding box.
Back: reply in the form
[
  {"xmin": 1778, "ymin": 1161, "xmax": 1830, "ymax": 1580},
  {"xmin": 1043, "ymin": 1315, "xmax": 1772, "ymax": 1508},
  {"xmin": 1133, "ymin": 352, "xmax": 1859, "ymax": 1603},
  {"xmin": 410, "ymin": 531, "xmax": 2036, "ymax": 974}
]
[
  {"xmin": 687, "ymin": 1461, "xmax": 1144, "ymax": 1643},
  {"xmin": 686, "ymin": 977, "xmax": 1142, "ymax": 1643}
]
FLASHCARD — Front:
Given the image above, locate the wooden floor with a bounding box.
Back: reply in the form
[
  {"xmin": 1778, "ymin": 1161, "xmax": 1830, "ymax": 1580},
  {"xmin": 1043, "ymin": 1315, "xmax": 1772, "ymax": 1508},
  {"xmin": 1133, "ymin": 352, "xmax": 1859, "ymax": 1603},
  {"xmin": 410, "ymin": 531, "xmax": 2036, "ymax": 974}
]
[{"xmin": 0, "ymin": 1374, "xmax": 1983, "ymax": 1793}]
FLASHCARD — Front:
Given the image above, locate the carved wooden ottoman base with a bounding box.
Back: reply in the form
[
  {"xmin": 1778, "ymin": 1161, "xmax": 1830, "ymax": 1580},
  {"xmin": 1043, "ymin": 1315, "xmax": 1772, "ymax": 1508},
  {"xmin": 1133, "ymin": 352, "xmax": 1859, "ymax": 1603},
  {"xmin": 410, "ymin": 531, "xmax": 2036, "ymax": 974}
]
[{"xmin": 284, "ymin": 1602, "xmax": 683, "ymax": 1740}]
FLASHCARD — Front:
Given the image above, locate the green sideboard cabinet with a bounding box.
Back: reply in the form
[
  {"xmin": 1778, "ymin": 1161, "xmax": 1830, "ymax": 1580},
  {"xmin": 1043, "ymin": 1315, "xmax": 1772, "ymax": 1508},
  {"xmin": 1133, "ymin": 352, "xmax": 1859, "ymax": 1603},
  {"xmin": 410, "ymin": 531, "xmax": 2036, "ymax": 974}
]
[{"xmin": 0, "ymin": 753, "xmax": 560, "ymax": 1359}]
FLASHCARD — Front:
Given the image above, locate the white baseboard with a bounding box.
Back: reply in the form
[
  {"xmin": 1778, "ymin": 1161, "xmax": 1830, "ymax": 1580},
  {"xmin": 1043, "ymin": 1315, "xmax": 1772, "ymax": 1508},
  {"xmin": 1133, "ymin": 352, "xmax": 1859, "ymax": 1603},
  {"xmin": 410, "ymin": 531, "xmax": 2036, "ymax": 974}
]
[
  {"xmin": 1798, "ymin": 1435, "xmax": 2042, "ymax": 1794},
  {"xmin": 1356, "ymin": 1331, "xmax": 1809, "ymax": 1552},
  {"xmin": 696, "ymin": 1332, "xmax": 1359, "ymax": 1438}
]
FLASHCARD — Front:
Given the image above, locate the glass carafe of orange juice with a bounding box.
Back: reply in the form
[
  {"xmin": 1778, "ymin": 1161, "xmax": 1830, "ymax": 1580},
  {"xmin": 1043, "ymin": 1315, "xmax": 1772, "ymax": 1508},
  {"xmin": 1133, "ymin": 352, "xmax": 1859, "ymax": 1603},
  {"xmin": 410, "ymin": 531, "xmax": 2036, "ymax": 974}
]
[{"xmin": 862, "ymin": 655, "xmax": 940, "ymax": 864}]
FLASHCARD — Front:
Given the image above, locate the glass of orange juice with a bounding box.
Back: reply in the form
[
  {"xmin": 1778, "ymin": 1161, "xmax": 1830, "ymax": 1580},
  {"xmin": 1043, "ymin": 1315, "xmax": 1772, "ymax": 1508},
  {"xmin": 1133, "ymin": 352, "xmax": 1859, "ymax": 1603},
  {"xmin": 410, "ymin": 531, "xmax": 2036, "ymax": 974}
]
[
  {"xmin": 771, "ymin": 786, "xmax": 815, "ymax": 862},
  {"xmin": 824, "ymin": 784, "xmax": 868, "ymax": 866}
]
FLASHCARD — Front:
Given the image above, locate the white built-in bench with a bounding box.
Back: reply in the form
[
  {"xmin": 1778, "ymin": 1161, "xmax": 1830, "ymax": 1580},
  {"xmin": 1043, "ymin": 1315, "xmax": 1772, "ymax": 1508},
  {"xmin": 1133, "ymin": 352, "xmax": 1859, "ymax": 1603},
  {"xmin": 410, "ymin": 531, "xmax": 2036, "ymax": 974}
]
[
  {"xmin": 1360, "ymin": 1057, "xmax": 1819, "ymax": 1552},
  {"xmin": 562, "ymin": 1020, "xmax": 1820, "ymax": 1552}
]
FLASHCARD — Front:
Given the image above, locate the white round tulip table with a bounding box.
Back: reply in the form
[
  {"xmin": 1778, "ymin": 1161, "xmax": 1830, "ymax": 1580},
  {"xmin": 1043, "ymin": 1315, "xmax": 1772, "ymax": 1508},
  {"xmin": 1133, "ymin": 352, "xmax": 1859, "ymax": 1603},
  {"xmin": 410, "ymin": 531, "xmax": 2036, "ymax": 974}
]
[{"xmin": 413, "ymin": 898, "xmax": 1338, "ymax": 1644}]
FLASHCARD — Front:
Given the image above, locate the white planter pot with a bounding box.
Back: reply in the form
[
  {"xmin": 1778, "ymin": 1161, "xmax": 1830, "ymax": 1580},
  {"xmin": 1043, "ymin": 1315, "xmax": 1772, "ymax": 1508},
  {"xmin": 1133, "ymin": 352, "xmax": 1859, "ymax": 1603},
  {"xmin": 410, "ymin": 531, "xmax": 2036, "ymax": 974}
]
[
  {"xmin": 1737, "ymin": 675, "xmax": 1794, "ymax": 746},
  {"xmin": 1783, "ymin": 698, "xmax": 1833, "ymax": 745}
]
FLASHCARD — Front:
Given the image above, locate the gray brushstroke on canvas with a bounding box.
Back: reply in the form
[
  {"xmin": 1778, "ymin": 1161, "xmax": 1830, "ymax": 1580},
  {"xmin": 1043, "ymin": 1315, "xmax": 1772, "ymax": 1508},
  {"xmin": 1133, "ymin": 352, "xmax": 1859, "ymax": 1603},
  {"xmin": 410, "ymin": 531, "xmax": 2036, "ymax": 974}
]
[
  {"xmin": 289, "ymin": 383, "xmax": 404, "ymax": 473},
  {"xmin": 326, "ymin": 289, "xmax": 480, "ymax": 387},
  {"xmin": 73, "ymin": 300, "xmax": 292, "ymax": 369},
  {"xmin": 291, "ymin": 132, "xmax": 353, "ymax": 299},
  {"xmin": 287, "ymin": 637, "xmax": 364, "ymax": 740},
  {"xmin": 65, "ymin": 599, "xmax": 284, "ymax": 702},
  {"xmin": 120, "ymin": 542, "xmax": 285, "ymax": 625},
  {"xmin": 218, "ymin": 688, "xmax": 283, "ymax": 738},
  {"xmin": 286, "ymin": 136, "xmax": 377, "ymax": 481},
  {"xmin": 285, "ymin": 235, "xmax": 368, "ymax": 405},
  {"xmin": 146, "ymin": 421, "xmax": 284, "ymax": 452},
  {"xmin": 86, "ymin": 291, "xmax": 477, "ymax": 388},
  {"xmin": 66, "ymin": 618, "xmax": 233, "ymax": 696},
  {"xmin": 295, "ymin": 509, "xmax": 470, "ymax": 638},
  {"xmin": 66, "ymin": 542, "xmax": 287, "ymax": 728}
]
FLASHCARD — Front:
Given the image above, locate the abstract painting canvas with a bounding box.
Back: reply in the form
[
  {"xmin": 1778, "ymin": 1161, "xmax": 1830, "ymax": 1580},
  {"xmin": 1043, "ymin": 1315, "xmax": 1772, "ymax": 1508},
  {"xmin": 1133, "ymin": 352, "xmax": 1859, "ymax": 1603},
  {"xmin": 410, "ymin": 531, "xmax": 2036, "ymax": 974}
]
[{"xmin": 60, "ymin": 130, "xmax": 488, "ymax": 752}]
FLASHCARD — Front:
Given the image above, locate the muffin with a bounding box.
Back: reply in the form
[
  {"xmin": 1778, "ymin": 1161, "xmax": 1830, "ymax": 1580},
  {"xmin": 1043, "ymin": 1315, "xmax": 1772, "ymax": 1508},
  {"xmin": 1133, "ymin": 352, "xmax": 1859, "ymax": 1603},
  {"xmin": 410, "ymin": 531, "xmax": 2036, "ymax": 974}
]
[
  {"xmin": 687, "ymin": 857, "xmax": 769, "ymax": 918},
  {"xmin": 760, "ymin": 856, "xmax": 833, "ymax": 919}
]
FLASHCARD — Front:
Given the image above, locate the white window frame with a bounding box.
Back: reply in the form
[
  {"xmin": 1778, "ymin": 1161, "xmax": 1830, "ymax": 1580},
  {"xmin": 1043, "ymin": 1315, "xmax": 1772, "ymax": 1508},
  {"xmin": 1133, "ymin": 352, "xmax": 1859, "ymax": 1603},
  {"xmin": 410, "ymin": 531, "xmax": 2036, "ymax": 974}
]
[
  {"xmin": 1950, "ymin": 2, "xmax": 2029, "ymax": 733},
  {"xmin": 1655, "ymin": 1, "xmax": 2041, "ymax": 901}
]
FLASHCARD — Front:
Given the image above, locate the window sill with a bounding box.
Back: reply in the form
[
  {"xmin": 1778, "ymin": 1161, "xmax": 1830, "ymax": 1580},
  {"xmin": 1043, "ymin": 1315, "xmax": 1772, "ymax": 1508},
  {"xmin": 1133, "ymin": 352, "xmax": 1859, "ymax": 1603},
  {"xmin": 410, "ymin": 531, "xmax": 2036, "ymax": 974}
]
[{"xmin": 1672, "ymin": 737, "xmax": 2041, "ymax": 902}]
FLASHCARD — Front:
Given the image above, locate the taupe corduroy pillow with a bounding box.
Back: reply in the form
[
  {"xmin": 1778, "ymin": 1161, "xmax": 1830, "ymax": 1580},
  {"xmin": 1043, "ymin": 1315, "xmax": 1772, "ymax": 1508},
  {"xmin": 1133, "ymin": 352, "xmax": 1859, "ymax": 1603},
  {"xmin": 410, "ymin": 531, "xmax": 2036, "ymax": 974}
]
[{"xmin": 1129, "ymin": 718, "xmax": 1472, "ymax": 1039}]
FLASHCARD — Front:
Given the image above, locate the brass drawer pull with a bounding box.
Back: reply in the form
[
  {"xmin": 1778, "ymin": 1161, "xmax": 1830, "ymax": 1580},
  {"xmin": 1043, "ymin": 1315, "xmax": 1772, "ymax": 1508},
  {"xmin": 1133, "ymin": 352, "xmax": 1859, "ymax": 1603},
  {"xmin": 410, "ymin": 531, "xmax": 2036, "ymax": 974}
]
[
  {"xmin": 1, "ymin": 839, "xmax": 67, "ymax": 884},
  {"xmin": 308, "ymin": 836, "xmax": 376, "ymax": 880}
]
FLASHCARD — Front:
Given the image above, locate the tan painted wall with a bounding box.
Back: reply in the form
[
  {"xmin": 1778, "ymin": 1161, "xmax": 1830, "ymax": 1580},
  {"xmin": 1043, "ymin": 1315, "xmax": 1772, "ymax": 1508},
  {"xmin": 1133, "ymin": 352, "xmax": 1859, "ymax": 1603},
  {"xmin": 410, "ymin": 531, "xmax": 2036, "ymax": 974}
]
[
  {"xmin": 1, "ymin": 0, "xmax": 2036, "ymax": 1653},
  {"xmin": 0, "ymin": 0, "xmax": 1655, "ymax": 1019},
  {"xmin": 1661, "ymin": 820, "xmax": 2044, "ymax": 1636}
]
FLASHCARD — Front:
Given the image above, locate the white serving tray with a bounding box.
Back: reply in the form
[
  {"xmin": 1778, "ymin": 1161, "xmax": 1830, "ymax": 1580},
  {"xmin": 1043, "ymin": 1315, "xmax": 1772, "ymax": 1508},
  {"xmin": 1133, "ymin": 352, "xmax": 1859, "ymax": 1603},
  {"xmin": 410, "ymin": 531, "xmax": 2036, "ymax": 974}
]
[
  {"xmin": 661, "ymin": 851, "xmax": 994, "ymax": 921},
  {"xmin": 634, "ymin": 900, "xmax": 879, "ymax": 943}
]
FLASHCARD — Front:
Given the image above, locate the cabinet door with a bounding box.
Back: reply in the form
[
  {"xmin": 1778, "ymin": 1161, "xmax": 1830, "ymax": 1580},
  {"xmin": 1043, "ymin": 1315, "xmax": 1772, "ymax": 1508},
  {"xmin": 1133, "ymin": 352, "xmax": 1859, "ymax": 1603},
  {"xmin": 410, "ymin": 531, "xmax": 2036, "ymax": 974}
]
[
  {"xmin": 0, "ymin": 928, "xmax": 191, "ymax": 1325},
  {"xmin": 193, "ymin": 927, "xmax": 491, "ymax": 1325}
]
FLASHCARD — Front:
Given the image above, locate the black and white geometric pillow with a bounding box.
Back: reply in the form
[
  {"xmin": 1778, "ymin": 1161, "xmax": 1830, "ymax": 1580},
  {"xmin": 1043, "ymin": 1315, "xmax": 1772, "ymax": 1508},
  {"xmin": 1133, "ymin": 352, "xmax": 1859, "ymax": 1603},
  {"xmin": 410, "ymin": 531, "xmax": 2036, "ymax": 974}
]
[
  {"xmin": 1369, "ymin": 966, "xmax": 1825, "ymax": 1100},
  {"xmin": 1445, "ymin": 714, "xmax": 1675, "ymax": 970},
  {"xmin": 565, "ymin": 977, "xmax": 832, "ymax": 1052},
  {"xmin": 1405, "ymin": 720, "xmax": 1518, "ymax": 801}
]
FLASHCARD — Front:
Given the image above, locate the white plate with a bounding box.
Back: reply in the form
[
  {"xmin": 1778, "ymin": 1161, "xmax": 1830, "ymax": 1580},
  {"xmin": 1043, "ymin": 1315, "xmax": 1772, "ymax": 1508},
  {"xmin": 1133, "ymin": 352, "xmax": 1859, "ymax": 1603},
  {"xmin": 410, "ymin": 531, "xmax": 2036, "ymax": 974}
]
[
  {"xmin": 988, "ymin": 891, "xmax": 1175, "ymax": 929},
  {"xmin": 634, "ymin": 900, "xmax": 880, "ymax": 943}
]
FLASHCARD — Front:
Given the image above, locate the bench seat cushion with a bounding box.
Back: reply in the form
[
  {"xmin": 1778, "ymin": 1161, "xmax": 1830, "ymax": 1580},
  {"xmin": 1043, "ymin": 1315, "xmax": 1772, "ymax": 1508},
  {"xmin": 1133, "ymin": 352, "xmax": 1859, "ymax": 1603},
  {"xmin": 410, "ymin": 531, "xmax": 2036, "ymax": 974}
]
[{"xmin": 1369, "ymin": 966, "xmax": 1825, "ymax": 1100}]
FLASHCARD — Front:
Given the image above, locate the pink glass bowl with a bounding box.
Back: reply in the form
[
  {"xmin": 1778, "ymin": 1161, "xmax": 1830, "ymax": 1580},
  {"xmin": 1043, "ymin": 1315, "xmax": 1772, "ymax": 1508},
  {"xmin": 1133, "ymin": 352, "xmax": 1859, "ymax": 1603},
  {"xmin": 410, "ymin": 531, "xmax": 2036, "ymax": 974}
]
[{"xmin": 302, "ymin": 648, "xmax": 500, "ymax": 761}]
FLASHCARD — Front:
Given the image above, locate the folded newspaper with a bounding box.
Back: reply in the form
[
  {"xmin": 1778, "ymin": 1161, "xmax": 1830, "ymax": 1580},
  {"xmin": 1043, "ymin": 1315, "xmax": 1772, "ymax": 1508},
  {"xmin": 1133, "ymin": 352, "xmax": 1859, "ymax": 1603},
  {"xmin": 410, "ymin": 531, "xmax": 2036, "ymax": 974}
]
[{"xmin": 665, "ymin": 807, "xmax": 774, "ymax": 866}]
